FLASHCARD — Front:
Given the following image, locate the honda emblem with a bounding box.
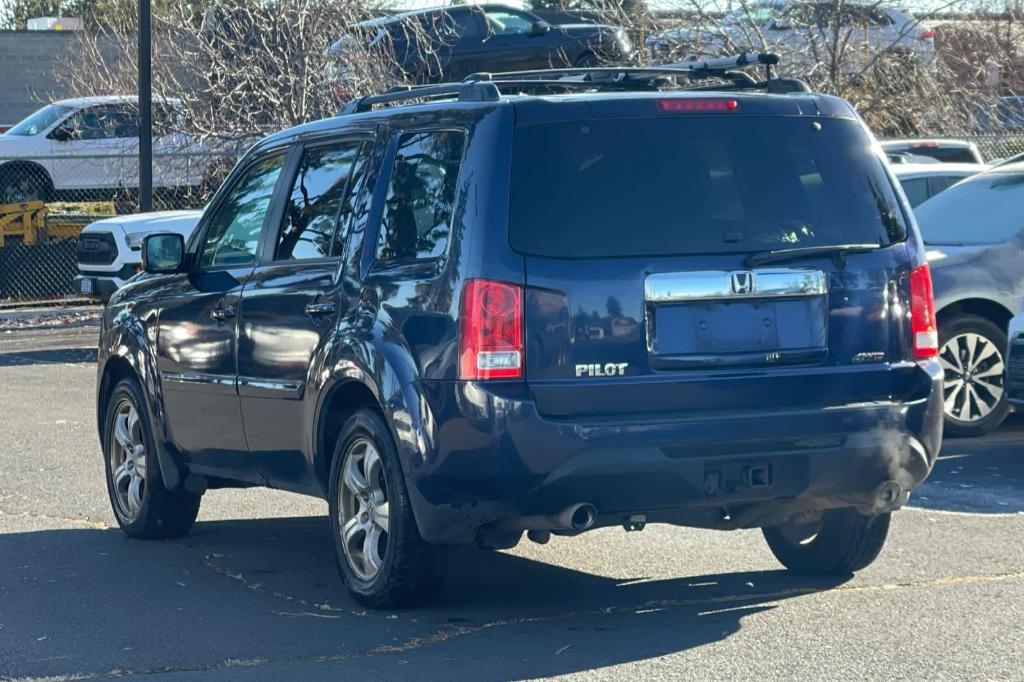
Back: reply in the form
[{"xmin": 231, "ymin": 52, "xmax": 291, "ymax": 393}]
[{"xmin": 729, "ymin": 271, "xmax": 754, "ymax": 295}]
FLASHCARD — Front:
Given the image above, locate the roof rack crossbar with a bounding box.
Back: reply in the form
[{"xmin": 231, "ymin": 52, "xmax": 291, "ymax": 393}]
[{"xmin": 463, "ymin": 53, "xmax": 780, "ymax": 85}]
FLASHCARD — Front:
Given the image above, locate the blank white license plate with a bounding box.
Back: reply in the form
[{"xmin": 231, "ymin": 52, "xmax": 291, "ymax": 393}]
[{"xmin": 80, "ymin": 279, "xmax": 94, "ymax": 295}]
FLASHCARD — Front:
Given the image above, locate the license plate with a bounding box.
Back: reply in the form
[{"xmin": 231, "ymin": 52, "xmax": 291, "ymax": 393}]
[{"xmin": 80, "ymin": 279, "xmax": 94, "ymax": 295}]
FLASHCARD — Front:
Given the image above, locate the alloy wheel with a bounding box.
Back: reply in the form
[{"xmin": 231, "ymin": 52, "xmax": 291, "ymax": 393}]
[
  {"xmin": 109, "ymin": 400, "xmax": 147, "ymax": 522},
  {"xmin": 338, "ymin": 437, "xmax": 390, "ymax": 581},
  {"xmin": 939, "ymin": 332, "xmax": 1005, "ymax": 423}
]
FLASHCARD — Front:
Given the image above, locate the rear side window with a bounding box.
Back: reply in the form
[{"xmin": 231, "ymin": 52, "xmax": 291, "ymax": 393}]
[
  {"xmin": 275, "ymin": 141, "xmax": 366, "ymax": 261},
  {"xmin": 916, "ymin": 172, "xmax": 1024, "ymax": 244},
  {"xmin": 375, "ymin": 130, "xmax": 466, "ymax": 262},
  {"xmin": 510, "ymin": 116, "xmax": 907, "ymax": 258},
  {"xmin": 900, "ymin": 177, "xmax": 929, "ymax": 207}
]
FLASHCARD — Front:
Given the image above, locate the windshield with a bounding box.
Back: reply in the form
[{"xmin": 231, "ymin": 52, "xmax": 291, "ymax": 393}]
[
  {"xmin": 509, "ymin": 115, "xmax": 907, "ymax": 258},
  {"xmin": 724, "ymin": 5, "xmax": 776, "ymax": 26},
  {"xmin": 6, "ymin": 104, "xmax": 72, "ymax": 137},
  {"xmin": 915, "ymin": 172, "xmax": 1024, "ymax": 245}
]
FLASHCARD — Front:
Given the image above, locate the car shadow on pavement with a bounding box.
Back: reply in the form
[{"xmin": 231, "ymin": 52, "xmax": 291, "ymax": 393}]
[
  {"xmin": 0, "ymin": 515, "xmax": 850, "ymax": 680},
  {"xmin": 0, "ymin": 347, "xmax": 95, "ymax": 366}
]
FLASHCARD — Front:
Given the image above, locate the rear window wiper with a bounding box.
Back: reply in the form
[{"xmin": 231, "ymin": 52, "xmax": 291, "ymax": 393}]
[{"xmin": 744, "ymin": 243, "xmax": 882, "ymax": 268}]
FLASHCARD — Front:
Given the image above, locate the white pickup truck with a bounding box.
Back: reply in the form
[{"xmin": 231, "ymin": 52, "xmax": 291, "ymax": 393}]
[{"xmin": 75, "ymin": 210, "xmax": 201, "ymax": 300}]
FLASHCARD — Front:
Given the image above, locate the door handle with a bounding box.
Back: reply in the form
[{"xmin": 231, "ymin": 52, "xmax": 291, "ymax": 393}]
[
  {"xmin": 305, "ymin": 301, "xmax": 336, "ymax": 317},
  {"xmin": 211, "ymin": 305, "xmax": 236, "ymax": 321}
]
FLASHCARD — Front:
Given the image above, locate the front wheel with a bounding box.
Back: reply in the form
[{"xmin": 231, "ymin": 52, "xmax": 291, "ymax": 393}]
[
  {"xmin": 328, "ymin": 409, "xmax": 440, "ymax": 609},
  {"xmin": 762, "ymin": 508, "xmax": 890, "ymax": 574},
  {"xmin": 103, "ymin": 378, "xmax": 201, "ymax": 538},
  {"xmin": 939, "ymin": 315, "xmax": 1009, "ymax": 438}
]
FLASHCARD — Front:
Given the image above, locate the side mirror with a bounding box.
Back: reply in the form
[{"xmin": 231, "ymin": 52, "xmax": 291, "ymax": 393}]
[
  {"xmin": 530, "ymin": 20, "xmax": 551, "ymax": 36},
  {"xmin": 142, "ymin": 232, "xmax": 185, "ymax": 274}
]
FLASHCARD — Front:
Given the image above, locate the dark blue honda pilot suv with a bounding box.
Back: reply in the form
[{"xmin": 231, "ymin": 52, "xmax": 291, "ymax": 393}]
[{"xmin": 96, "ymin": 55, "xmax": 944, "ymax": 608}]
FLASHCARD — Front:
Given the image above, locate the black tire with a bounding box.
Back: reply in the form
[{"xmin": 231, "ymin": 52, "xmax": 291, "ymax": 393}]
[
  {"xmin": 328, "ymin": 409, "xmax": 440, "ymax": 609},
  {"xmin": 939, "ymin": 314, "xmax": 1009, "ymax": 438},
  {"xmin": 574, "ymin": 51, "xmax": 600, "ymax": 67},
  {"xmin": 0, "ymin": 165, "xmax": 52, "ymax": 204},
  {"xmin": 762, "ymin": 508, "xmax": 890, "ymax": 574},
  {"xmin": 102, "ymin": 378, "xmax": 201, "ymax": 539}
]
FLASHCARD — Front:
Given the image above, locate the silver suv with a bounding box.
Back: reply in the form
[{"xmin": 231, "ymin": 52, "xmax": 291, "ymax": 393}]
[{"xmin": 648, "ymin": 1, "xmax": 935, "ymax": 74}]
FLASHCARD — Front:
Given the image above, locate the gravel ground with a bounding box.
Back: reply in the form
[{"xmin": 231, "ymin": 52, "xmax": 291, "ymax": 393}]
[{"xmin": 1, "ymin": 318, "xmax": 1022, "ymax": 681}]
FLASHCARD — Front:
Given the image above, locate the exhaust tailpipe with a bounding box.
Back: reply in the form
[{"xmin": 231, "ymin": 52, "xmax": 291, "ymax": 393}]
[
  {"xmin": 569, "ymin": 503, "xmax": 597, "ymax": 531},
  {"xmin": 498, "ymin": 503, "xmax": 598, "ymax": 532},
  {"xmin": 871, "ymin": 480, "xmax": 908, "ymax": 513}
]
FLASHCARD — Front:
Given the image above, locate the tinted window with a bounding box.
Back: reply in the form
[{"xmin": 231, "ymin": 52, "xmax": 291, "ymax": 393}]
[
  {"xmin": 376, "ymin": 130, "xmax": 465, "ymax": 262},
  {"xmin": 916, "ymin": 172, "xmax": 1024, "ymax": 245},
  {"xmin": 56, "ymin": 104, "xmax": 138, "ymax": 141},
  {"xmin": 7, "ymin": 104, "xmax": 71, "ymax": 136},
  {"xmin": 510, "ymin": 116, "xmax": 907, "ymax": 258},
  {"xmin": 199, "ymin": 153, "xmax": 286, "ymax": 268},
  {"xmin": 276, "ymin": 142, "xmax": 365, "ymax": 261},
  {"xmin": 485, "ymin": 10, "xmax": 535, "ymax": 35},
  {"xmin": 900, "ymin": 177, "xmax": 929, "ymax": 207}
]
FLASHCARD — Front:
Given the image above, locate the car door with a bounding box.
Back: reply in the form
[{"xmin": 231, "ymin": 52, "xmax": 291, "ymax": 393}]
[
  {"xmin": 236, "ymin": 135, "xmax": 375, "ymax": 491},
  {"xmin": 156, "ymin": 148, "xmax": 291, "ymax": 478},
  {"xmin": 47, "ymin": 104, "xmax": 135, "ymax": 193},
  {"xmin": 441, "ymin": 7, "xmax": 490, "ymax": 79}
]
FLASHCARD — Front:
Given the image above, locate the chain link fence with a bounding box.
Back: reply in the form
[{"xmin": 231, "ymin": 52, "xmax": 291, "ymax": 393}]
[
  {"xmin": 962, "ymin": 133, "xmax": 1024, "ymax": 162},
  {"xmin": 0, "ymin": 150, "xmax": 236, "ymax": 306}
]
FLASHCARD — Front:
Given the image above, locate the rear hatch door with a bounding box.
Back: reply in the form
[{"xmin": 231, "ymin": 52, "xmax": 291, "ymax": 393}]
[{"xmin": 511, "ymin": 99, "xmax": 916, "ymax": 418}]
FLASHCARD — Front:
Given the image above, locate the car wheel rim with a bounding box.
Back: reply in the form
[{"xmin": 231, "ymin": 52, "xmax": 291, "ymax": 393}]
[
  {"xmin": 777, "ymin": 519, "xmax": 823, "ymax": 546},
  {"xmin": 939, "ymin": 332, "xmax": 1004, "ymax": 424},
  {"xmin": 109, "ymin": 400, "xmax": 147, "ymax": 522},
  {"xmin": 338, "ymin": 437, "xmax": 390, "ymax": 582}
]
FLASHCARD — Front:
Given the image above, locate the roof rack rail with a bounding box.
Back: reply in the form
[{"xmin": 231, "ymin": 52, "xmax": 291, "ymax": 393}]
[
  {"xmin": 340, "ymin": 80, "xmax": 500, "ymax": 114},
  {"xmin": 338, "ymin": 53, "xmax": 808, "ymax": 115}
]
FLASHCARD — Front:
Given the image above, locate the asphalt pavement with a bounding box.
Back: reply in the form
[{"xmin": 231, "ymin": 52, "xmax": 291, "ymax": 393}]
[{"xmin": 1, "ymin": 311, "xmax": 1022, "ymax": 681}]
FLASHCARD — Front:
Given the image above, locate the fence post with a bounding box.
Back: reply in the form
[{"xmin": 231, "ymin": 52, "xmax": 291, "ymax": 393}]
[{"xmin": 138, "ymin": 0, "xmax": 153, "ymax": 213}]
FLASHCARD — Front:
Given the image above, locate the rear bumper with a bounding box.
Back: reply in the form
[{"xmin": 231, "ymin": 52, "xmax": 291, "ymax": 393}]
[{"xmin": 404, "ymin": 360, "xmax": 944, "ymax": 544}]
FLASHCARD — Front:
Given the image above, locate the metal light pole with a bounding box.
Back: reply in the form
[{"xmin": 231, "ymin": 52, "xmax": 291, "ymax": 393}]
[{"xmin": 138, "ymin": 0, "xmax": 153, "ymax": 212}]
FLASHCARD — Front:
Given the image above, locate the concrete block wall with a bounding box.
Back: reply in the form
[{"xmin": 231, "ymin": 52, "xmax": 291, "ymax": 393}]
[{"xmin": 0, "ymin": 31, "xmax": 79, "ymax": 125}]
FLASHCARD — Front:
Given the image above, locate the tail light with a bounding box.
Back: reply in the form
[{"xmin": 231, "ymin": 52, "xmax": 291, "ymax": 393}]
[
  {"xmin": 918, "ymin": 29, "xmax": 935, "ymax": 41},
  {"xmin": 910, "ymin": 264, "xmax": 938, "ymax": 358},
  {"xmin": 459, "ymin": 279, "xmax": 523, "ymax": 380}
]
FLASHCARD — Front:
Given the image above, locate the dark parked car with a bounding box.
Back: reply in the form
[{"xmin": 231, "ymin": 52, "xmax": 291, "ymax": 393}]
[
  {"xmin": 914, "ymin": 162, "xmax": 1024, "ymax": 436},
  {"xmin": 96, "ymin": 58, "xmax": 942, "ymax": 609},
  {"xmin": 330, "ymin": 3, "xmax": 633, "ymax": 84}
]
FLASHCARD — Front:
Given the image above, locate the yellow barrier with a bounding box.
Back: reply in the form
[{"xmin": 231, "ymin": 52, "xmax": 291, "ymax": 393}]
[
  {"xmin": 0, "ymin": 201, "xmax": 46, "ymax": 246},
  {"xmin": 0, "ymin": 201, "xmax": 92, "ymax": 246}
]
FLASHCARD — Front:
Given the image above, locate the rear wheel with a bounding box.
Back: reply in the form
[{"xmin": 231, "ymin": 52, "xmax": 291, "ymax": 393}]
[
  {"xmin": 938, "ymin": 315, "xmax": 1008, "ymax": 438},
  {"xmin": 328, "ymin": 409, "xmax": 440, "ymax": 609},
  {"xmin": 103, "ymin": 378, "xmax": 201, "ymax": 538},
  {"xmin": 0, "ymin": 166, "xmax": 52, "ymax": 204},
  {"xmin": 762, "ymin": 508, "xmax": 890, "ymax": 574}
]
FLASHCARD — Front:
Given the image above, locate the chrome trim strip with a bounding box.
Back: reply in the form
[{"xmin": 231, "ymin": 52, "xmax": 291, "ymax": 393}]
[
  {"xmin": 645, "ymin": 269, "xmax": 827, "ymax": 302},
  {"xmin": 160, "ymin": 371, "xmax": 236, "ymax": 387},
  {"xmin": 237, "ymin": 376, "xmax": 305, "ymax": 400}
]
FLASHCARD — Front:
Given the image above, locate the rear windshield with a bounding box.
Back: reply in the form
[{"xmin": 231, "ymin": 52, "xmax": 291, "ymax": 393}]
[
  {"xmin": 908, "ymin": 147, "xmax": 980, "ymax": 164},
  {"xmin": 509, "ymin": 115, "xmax": 908, "ymax": 258}
]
